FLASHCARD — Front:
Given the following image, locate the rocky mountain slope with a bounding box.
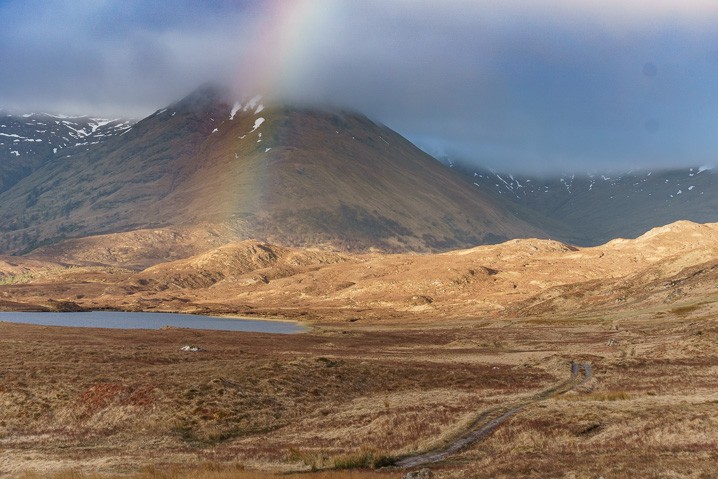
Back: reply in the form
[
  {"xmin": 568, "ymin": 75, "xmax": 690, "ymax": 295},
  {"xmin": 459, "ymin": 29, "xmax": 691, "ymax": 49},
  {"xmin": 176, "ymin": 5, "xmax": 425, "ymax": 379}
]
[
  {"xmin": 448, "ymin": 161, "xmax": 718, "ymax": 245},
  {"xmin": 0, "ymin": 85, "xmax": 544, "ymax": 254},
  {"xmin": 0, "ymin": 111, "xmax": 133, "ymax": 194}
]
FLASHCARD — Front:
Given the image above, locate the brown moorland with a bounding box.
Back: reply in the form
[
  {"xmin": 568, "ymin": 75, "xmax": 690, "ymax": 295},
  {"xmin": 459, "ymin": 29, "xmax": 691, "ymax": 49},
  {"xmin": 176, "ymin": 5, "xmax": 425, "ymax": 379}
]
[
  {"xmin": 2, "ymin": 303, "xmax": 717, "ymax": 478},
  {"xmin": 0, "ymin": 220, "xmax": 716, "ymax": 320},
  {"xmin": 1, "ymin": 220, "xmax": 718, "ymax": 477}
]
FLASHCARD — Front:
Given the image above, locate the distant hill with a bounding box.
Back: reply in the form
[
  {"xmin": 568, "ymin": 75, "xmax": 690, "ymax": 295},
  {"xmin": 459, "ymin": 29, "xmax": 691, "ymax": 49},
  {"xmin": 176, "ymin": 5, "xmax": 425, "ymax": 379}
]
[
  {"xmin": 0, "ymin": 112, "xmax": 133, "ymax": 194},
  {"xmin": 5, "ymin": 219, "xmax": 718, "ymax": 319},
  {"xmin": 0, "ymin": 85, "xmax": 544, "ymax": 255},
  {"xmin": 447, "ymin": 160, "xmax": 718, "ymax": 245}
]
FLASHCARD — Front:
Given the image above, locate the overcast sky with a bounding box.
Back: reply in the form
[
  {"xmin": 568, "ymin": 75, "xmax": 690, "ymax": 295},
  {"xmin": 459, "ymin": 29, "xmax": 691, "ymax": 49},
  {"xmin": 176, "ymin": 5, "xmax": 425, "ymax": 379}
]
[{"xmin": 2, "ymin": 0, "xmax": 718, "ymax": 173}]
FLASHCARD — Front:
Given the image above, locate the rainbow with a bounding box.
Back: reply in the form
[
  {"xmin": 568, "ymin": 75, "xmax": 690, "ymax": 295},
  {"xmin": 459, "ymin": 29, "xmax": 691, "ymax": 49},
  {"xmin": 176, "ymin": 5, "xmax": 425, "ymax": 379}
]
[
  {"xmin": 219, "ymin": 1, "xmax": 339, "ymax": 237},
  {"xmin": 229, "ymin": 0, "xmax": 334, "ymax": 100}
]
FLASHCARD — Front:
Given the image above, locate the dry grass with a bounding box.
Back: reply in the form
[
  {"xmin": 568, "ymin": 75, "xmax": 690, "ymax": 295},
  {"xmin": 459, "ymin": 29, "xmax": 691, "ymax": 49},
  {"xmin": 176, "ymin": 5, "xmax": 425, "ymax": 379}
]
[
  {"xmin": 441, "ymin": 395, "xmax": 718, "ymax": 478},
  {"xmin": 0, "ymin": 321, "xmax": 550, "ymax": 477},
  {"xmin": 17, "ymin": 464, "xmax": 397, "ymax": 479},
  {"xmin": 558, "ymin": 390, "xmax": 632, "ymax": 401},
  {"xmin": 2, "ymin": 300, "xmax": 718, "ymax": 478},
  {"xmin": 670, "ymin": 303, "xmax": 704, "ymax": 316},
  {"xmin": 285, "ymin": 447, "xmax": 395, "ymax": 471},
  {"xmin": 6, "ymin": 221, "xmax": 718, "ymax": 324}
]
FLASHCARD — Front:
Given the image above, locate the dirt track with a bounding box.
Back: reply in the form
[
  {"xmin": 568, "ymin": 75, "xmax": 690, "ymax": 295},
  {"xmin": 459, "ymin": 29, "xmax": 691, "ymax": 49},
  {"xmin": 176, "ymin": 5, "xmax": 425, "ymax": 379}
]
[{"xmin": 396, "ymin": 362, "xmax": 592, "ymax": 469}]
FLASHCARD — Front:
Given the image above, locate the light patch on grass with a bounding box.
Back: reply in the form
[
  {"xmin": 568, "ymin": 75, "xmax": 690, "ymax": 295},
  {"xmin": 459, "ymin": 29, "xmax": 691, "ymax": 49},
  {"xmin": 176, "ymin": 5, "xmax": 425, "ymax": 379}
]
[
  {"xmin": 17, "ymin": 465, "xmax": 399, "ymax": 479},
  {"xmin": 558, "ymin": 390, "xmax": 632, "ymax": 401}
]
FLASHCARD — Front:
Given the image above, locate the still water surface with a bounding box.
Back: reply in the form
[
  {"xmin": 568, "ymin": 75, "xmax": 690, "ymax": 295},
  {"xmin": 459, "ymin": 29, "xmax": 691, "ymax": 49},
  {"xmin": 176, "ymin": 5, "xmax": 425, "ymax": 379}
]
[{"xmin": 0, "ymin": 311, "xmax": 303, "ymax": 334}]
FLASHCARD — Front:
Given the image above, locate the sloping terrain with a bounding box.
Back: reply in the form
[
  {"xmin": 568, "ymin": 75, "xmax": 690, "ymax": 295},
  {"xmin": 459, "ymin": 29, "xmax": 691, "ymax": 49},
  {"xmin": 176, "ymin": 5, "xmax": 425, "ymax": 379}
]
[
  {"xmin": 2, "ymin": 243, "xmax": 718, "ymax": 477},
  {"xmin": 26, "ymin": 225, "xmax": 237, "ymax": 270},
  {"xmin": 449, "ymin": 160, "xmax": 718, "ymax": 245},
  {"xmin": 0, "ymin": 111, "xmax": 133, "ymax": 194},
  {"xmin": 2, "ymin": 219, "xmax": 718, "ymax": 477},
  {"xmin": 0, "ymin": 86, "xmax": 544, "ymax": 255},
  {"xmin": 1, "ymin": 220, "xmax": 717, "ymax": 320},
  {"xmin": 131, "ymin": 220, "xmax": 718, "ymax": 318},
  {"xmin": 140, "ymin": 240, "xmax": 349, "ymax": 289}
]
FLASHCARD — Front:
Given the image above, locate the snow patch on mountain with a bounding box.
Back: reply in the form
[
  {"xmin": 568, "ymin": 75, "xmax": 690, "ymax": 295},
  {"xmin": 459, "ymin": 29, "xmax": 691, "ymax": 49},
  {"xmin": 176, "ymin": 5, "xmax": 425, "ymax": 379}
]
[
  {"xmin": 243, "ymin": 95, "xmax": 262, "ymax": 112},
  {"xmin": 0, "ymin": 113, "xmax": 135, "ymax": 161},
  {"xmin": 250, "ymin": 118, "xmax": 265, "ymax": 132},
  {"xmin": 230, "ymin": 102, "xmax": 241, "ymax": 120}
]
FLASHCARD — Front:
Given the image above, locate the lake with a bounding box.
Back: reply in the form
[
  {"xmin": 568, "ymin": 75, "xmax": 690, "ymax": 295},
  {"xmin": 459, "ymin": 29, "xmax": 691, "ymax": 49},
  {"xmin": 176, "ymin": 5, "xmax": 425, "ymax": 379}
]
[{"xmin": 0, "ymin": 311, "xmax": 304, "ymax": 334}]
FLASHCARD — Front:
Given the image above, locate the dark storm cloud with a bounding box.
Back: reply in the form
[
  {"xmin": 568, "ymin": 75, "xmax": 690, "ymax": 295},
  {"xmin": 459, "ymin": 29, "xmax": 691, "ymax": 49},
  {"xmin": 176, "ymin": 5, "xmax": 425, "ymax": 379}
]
[
  {"xmin": 284, "ymin": 1, "xmax": 718, "ymax": 173},
  {"xmin": 2, "ymin": 0, "xmax": 718, "ymax": 173},
  {"xmin": 0, "ymin": 0, "xmax": 259, "ymax": 115}
]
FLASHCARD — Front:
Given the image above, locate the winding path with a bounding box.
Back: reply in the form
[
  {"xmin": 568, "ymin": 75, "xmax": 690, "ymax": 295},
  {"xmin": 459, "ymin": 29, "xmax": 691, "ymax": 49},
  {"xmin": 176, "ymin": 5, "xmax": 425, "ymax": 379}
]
[{"xmin": 395, "ymin": 362, "xmax": 592, "ymax": 469}]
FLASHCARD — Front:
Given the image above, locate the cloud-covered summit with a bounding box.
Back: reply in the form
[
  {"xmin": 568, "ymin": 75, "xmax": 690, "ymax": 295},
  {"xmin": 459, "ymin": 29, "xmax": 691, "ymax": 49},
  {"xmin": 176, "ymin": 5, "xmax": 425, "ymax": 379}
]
[{"xmin": 2, "ymin": 0, "xmax": 718, "ymax": 173}]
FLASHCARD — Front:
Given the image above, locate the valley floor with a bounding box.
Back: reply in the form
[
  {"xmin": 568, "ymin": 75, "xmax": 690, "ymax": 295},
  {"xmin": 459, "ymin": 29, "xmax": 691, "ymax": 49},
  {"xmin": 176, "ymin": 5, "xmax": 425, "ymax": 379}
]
[
  {"xmin": 2, "ymin": 221, "xmax": 718, "ymax": 477},
  {"xmin": 2, "ymin": 299, "xmax": 717, "ymax": 478}
]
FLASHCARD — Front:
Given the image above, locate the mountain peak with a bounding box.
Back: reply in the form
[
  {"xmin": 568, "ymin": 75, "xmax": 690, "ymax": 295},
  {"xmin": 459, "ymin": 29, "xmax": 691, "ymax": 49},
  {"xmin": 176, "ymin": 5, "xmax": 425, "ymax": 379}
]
[
  {"xmin": 171, "ymin": 83, "xmax": 231, "ymax": 113},
  {"xmin": 0, "ymin": 85, "xmax": 544, "ymax": 254}
]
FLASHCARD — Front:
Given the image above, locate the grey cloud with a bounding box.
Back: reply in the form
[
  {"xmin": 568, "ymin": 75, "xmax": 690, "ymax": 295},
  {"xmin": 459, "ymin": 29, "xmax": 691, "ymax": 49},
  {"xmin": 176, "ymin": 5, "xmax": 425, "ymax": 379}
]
[
  {"xmin": 1, "ymin": 0, "xmax": 718, "ymax": 173},
  {"xmin": 0, "ymin": 0, "xmax": 256, "ymax": 115}
]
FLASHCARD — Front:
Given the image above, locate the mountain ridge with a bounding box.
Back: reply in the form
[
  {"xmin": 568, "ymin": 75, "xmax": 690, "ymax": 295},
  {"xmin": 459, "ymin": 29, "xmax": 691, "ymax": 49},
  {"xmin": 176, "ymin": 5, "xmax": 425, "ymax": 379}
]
[
  {"xmin": 0, "ymin": 85, "xmax": 544, "ymax": 255},
  {"xmin": 0, "ymin": 112, "xmax": 134, "ymax": 195},
  {"xmin": 447, "ymin": 159, "xmax": 718, "ymax": 245}
]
